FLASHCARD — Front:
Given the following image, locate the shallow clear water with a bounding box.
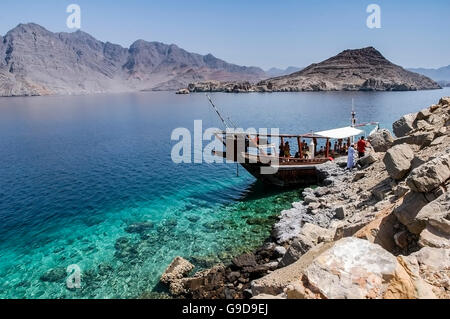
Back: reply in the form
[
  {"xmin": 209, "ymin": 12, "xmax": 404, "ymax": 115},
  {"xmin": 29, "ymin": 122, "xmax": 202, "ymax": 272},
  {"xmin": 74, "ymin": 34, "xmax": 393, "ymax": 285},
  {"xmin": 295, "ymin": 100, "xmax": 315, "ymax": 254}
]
[{"xmin": 0, "ymin": 88, "xmax": 449, "ymax": 298}]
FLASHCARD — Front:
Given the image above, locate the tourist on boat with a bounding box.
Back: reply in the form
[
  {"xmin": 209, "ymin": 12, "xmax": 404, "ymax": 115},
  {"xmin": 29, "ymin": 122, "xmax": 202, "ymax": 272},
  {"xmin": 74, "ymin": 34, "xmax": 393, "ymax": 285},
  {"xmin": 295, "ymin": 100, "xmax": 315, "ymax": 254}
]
[
  {"xmin": 318, "ymin": 146, "xmax": 324, "ymax": 156},
  {"xmin": 302, "ymin": 140, "xmax": 308, "ymax": 150},
  {"xmin": 357, "ymin": 136, "xmax": 367, "ymax": 158},
  {"xmin": 294, "ymin": 151, "xmax": 300, "ymax": 158},
  {"xmin": 334, "ymin": 141, "xmax": 338, "ymax": 153},
  {"xmin": 347, "ymin": 144, "xmax": 356, "ymax": 170},
  {"xmin": 284, "ymin": 141, "xmax": 291, "ymax": 158},
  {"xmin": 279, "ymin": 142, "xmax": 285, "ymax": 157}
]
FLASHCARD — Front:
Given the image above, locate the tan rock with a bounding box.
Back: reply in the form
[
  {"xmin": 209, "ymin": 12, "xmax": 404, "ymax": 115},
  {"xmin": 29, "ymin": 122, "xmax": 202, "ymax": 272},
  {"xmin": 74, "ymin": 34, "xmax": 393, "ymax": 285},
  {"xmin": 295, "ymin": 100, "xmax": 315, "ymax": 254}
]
[
  {"xmin": 383, "ymin": 144, "xmax": 415, "ymax": 180},
  {"xmin": 160, "ymin": 256, "xmax": 194, "ymax": 284},
  {"xmin": 406, "ymin": 152, "xmax": 450, "ymax": 193},
  {"xmin": 251, "ymin": 242, "xmax": 334, "ymax": 296},
  {"xmin": 301, "ymin": 237, "xmax": 409, "ymax": 299},
  {"xmin": 354, "ymin": 204, "xmax": 398, "ymax": 252},
  {"xmin": 399, "ymin": 247, "xmax": 450, "ymax": 299}
]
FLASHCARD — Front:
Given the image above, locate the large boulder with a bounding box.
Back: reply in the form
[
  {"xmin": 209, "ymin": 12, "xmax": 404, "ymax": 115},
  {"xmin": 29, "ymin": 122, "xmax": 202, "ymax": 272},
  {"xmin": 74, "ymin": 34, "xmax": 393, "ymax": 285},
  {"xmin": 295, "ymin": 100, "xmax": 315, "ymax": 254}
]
[
  {"xmin": 160, "ymin": 256, "xmax": 194, "ymax": 284},
  {"xmin": 394, "ymin": 191, "xmax": 437, "ymax": 234},
  {"xmin": 368, "ymin": 129, "xmax": 394, "ymax": 152},
  {"xmin": 294, "ymin": 238, "xmax": 416, "ymax": 299},
  {"xmin": 383, "ymin": 144, "xmax": 415, "ymax": 180},
  {"xmin": 415, "ymin": 193, "xmax": 450, "ymax": 248},
  {"xmin": 393, "ymin": 113, "xmax": 417, "ymax": 137},
  {"xmin": 253, "ymin": 238, "xmax": 418, "ymax": 299},
  {"xmin": 406, "ymin": 152, "xmax": 450, "ymax": 193}
]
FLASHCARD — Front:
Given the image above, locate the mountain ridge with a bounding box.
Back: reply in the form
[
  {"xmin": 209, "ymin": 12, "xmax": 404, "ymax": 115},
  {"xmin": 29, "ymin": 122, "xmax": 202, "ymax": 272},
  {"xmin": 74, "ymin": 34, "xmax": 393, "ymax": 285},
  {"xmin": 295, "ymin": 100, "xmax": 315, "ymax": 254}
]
[{"xmin": 0, "ymin": 23, "xmax": 266, "ymax": 96}]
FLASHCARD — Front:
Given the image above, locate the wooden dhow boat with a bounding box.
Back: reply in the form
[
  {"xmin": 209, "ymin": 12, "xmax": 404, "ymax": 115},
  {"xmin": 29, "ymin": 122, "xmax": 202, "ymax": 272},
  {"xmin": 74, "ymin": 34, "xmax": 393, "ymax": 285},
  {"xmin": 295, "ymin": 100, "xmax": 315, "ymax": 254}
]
[{"xmin": 206, "ymin": 95, "xmax": 379, "ymax": 187}]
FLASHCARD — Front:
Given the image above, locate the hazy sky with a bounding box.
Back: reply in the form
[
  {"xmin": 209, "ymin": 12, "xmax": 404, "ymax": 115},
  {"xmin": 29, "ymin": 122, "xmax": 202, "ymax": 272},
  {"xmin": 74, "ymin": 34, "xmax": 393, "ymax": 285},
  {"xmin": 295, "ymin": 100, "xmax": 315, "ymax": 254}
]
[{"xmin": 0, "ymin": 0, "xmax": 448, "ymax": 70}]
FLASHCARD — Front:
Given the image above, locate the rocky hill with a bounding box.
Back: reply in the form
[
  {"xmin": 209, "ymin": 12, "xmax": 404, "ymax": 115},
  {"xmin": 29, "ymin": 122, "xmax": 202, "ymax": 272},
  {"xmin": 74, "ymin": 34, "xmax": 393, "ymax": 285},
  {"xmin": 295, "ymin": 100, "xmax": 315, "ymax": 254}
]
[
  {"xmin": 0, "ymin": 23, "xmax": 266, "ymax": 96},
  {"xmin": 160, "ymin": 97, "xmax": 450, "ymax": 299},
  {"xmin": 186, "ymin": 47, "xmax": 441, "ymax": 93}
]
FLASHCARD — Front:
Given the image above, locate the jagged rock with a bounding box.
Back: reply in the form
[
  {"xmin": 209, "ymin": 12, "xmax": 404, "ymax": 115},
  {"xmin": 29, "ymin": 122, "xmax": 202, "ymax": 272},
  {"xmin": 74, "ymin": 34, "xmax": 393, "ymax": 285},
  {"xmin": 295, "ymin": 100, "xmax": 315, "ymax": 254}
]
[
  {"xmin": 278, "ymin": 223, "xmax": 334, "ymax": 267},
  {"xmin": 416, "ymin": 108, "xmax": 432, "ymax": 121},
  {"xmin": 383, "ymin": 144, "xmax": 415, "ymax": 180},
  {"xmin": 358, "ymin": 153, "xmax": 378, "ymax": 167},
  {"xmin": 274, "ymin": 246, "xmax": 287, "ymax": 257},
  {"xmin": 414, "ymin": 193, "xmax": 450, "ymax": 248},
  {"xmin": 406, "ymin": 152, "xmax": 450, "ymax": 193},
  {"xmin": 368, "ymin": 129, "xmax": 394, "ymax": 152},
  {"xmin": 334, "ymin": 206, "xmax": 346, "ymax": 220},
  {"xmin": 354, "ymin": 206, "xmax": 398, "ymax": 252},
  {"xmin": 393, "ymin": 132, "xmax": 434, "ymax": 149},
  {"xmin": 393, "ymin": 113, "xmax": 417, "ymax": 137},
  {"xmin": 232, "ymin": 253, "xmax": 257, "ymax": 269},
  {"xmin": 251, "ymin": 242, "xmax": 333, "ymax": 296},
  {"xmin": 173, "ymin": 265, "xmax": 226, "ymax": 298},
  {"xmin": 399, "ymin": 247, "xmax": 449, "ymax": 299},
  {"xmin": 439, "ymin": 97, "xmax": 450, "ymax": 106},
  {"xmin": 353, "ymin": 172, "xmax": 366, "ymax": 182},
  {"xmin": 419, "ymin": 226, "xmax": 450, "ymax": 249},
  {"xmin": 160, "ymin": 257, "xmax": 194, "ymax": 284},
  {"xmin": 394, "ymin": 191, "xmax": 438, "ymax": 234}
]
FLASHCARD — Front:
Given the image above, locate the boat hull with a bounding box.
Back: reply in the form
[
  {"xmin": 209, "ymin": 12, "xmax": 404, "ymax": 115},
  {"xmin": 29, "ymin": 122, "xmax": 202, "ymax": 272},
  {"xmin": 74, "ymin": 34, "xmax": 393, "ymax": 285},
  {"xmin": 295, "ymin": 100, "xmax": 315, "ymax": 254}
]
[{"xmin": 241, "ymin": 163, "xmax": 319, "ymax": 187}]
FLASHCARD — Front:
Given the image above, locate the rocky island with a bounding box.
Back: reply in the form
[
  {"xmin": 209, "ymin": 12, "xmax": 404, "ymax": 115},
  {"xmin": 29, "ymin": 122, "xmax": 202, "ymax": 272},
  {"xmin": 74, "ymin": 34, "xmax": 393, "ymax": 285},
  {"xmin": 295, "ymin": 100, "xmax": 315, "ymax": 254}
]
[
  {"xmin": 184, "ymin": 47, "xmax": 441, "ymax": 93},
  {"xmin": 160, "ymin": 97, "xmax": 450, "ymax": 299}
]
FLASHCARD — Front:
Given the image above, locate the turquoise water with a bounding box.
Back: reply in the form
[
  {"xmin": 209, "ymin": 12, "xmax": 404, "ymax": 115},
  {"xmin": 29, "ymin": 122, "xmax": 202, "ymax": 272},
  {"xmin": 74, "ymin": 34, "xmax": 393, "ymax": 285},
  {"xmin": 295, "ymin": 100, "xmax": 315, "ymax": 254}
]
[{"xmin": 0, "ymin": 88, "xmax": 449, "ymax": 298}]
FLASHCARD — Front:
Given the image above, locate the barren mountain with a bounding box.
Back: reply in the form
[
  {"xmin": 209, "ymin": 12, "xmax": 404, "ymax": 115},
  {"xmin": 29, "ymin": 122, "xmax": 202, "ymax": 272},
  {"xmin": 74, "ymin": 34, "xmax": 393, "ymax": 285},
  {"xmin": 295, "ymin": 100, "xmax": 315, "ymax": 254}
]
[
  {"xmin": 0, "ymin": 23, "xmax": 266, "ymax": 96},
  {"xmin": 257, "ymin": 47, "xmax": 441, "ymax": 92}
]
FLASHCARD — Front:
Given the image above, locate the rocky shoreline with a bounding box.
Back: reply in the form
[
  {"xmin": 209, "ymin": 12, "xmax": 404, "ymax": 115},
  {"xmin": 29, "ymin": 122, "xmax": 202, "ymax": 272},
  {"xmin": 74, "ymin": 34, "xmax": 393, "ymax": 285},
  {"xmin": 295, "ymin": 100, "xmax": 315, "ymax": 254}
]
[{"xmin": 161, "ymin": 97, "xmax": 450, "ymax": 299}]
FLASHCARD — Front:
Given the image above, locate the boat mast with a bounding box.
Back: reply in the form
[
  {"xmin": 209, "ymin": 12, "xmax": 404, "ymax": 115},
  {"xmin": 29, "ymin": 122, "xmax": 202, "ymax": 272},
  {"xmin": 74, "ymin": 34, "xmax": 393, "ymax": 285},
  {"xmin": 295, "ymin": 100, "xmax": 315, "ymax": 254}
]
[{"xmin": 351, "ymin": 98, "xmax": 357, "ymax": 144}]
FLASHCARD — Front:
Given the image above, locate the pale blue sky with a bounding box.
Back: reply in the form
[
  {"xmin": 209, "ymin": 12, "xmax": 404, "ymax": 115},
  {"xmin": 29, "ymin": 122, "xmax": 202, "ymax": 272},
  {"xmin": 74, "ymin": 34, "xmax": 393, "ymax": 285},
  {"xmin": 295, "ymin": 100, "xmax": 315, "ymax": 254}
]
[{"xmin": 0, "ymin": 0, "xmax": 448, "ymax": 69}]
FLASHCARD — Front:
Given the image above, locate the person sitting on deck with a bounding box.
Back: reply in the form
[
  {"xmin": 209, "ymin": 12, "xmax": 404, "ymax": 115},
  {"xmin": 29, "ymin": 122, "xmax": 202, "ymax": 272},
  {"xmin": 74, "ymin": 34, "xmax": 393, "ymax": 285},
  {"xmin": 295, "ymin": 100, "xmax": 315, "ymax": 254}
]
[
  {"xmin": 303, "ymin": 140, "xmax": 308, "ymax": 148},
  {"xmin": 294, "ymin": 151, "xmax": 300, "ymax": 158},
  {"xmin": 284, "ymin": 142, "xmax": 291, "ymax": 158},
  {"xmin": 279, "ymin": 142, "xmax": 285, "ymax": 157},
  {"xmin": 342, "ymin": 143, "xmax": 348, "ymax": 154},
  {"xmin": 317, "ymin": 146, "xmax": 324, "ymax": 157}
]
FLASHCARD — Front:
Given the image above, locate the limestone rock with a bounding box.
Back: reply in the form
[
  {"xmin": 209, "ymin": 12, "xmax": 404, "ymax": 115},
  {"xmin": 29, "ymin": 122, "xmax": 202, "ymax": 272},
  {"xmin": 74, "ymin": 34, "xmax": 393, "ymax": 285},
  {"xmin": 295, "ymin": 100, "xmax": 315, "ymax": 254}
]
[
  {"xmin": 160, "ymin": 256, "xmax": 194, "ymax": 284},
  {"xmin": 301, "ymin": 238, "xmax": 416, "ymax": 299},
  {"xmin": 251, "ymin": 242, "xmax": 334, "ymax": 296},
  {"xmin": 358, "ymin": 153, "xmax": 378, "ymax": 167},
  {"xmin": 279, "ymin": 223, "xmax": 334, "ymax": 267},
  {"xmin": 406, "ymin": 152, "xmax": 450, "ymax": 193},
  {"xmin": 383, "ymin": 144, "xmax": 415, "ymax": 180},
  {"xmin": 399, "ymin": 247, "xmax": 450, "ymax": 299},
  {"xmin": 368, "ymin": 129, "xmax": 394, "ymax": 152},
  {"xmin": 394, "ymin": 191, "xmax": 434, "ymax": 234},
  {"xmin": 393, "ymin": 113, "xmax": 417, "ymax": 137}
]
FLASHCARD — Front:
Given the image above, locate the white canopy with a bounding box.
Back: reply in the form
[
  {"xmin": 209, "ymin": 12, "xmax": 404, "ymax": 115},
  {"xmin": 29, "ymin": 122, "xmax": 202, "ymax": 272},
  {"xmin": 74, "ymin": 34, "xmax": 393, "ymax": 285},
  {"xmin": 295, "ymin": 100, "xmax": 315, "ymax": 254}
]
[{"xmin": 315, "ymin": 126, "xmax": 364, "ymax": 139}]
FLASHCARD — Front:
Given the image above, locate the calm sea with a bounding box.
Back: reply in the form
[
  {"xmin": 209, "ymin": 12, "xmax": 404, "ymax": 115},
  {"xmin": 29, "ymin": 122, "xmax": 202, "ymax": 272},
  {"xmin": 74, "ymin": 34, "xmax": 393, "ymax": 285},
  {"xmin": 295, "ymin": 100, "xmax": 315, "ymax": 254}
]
[{"xmin": 0, "ymin": 88, "xmax": 448, "ymax": 298}]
